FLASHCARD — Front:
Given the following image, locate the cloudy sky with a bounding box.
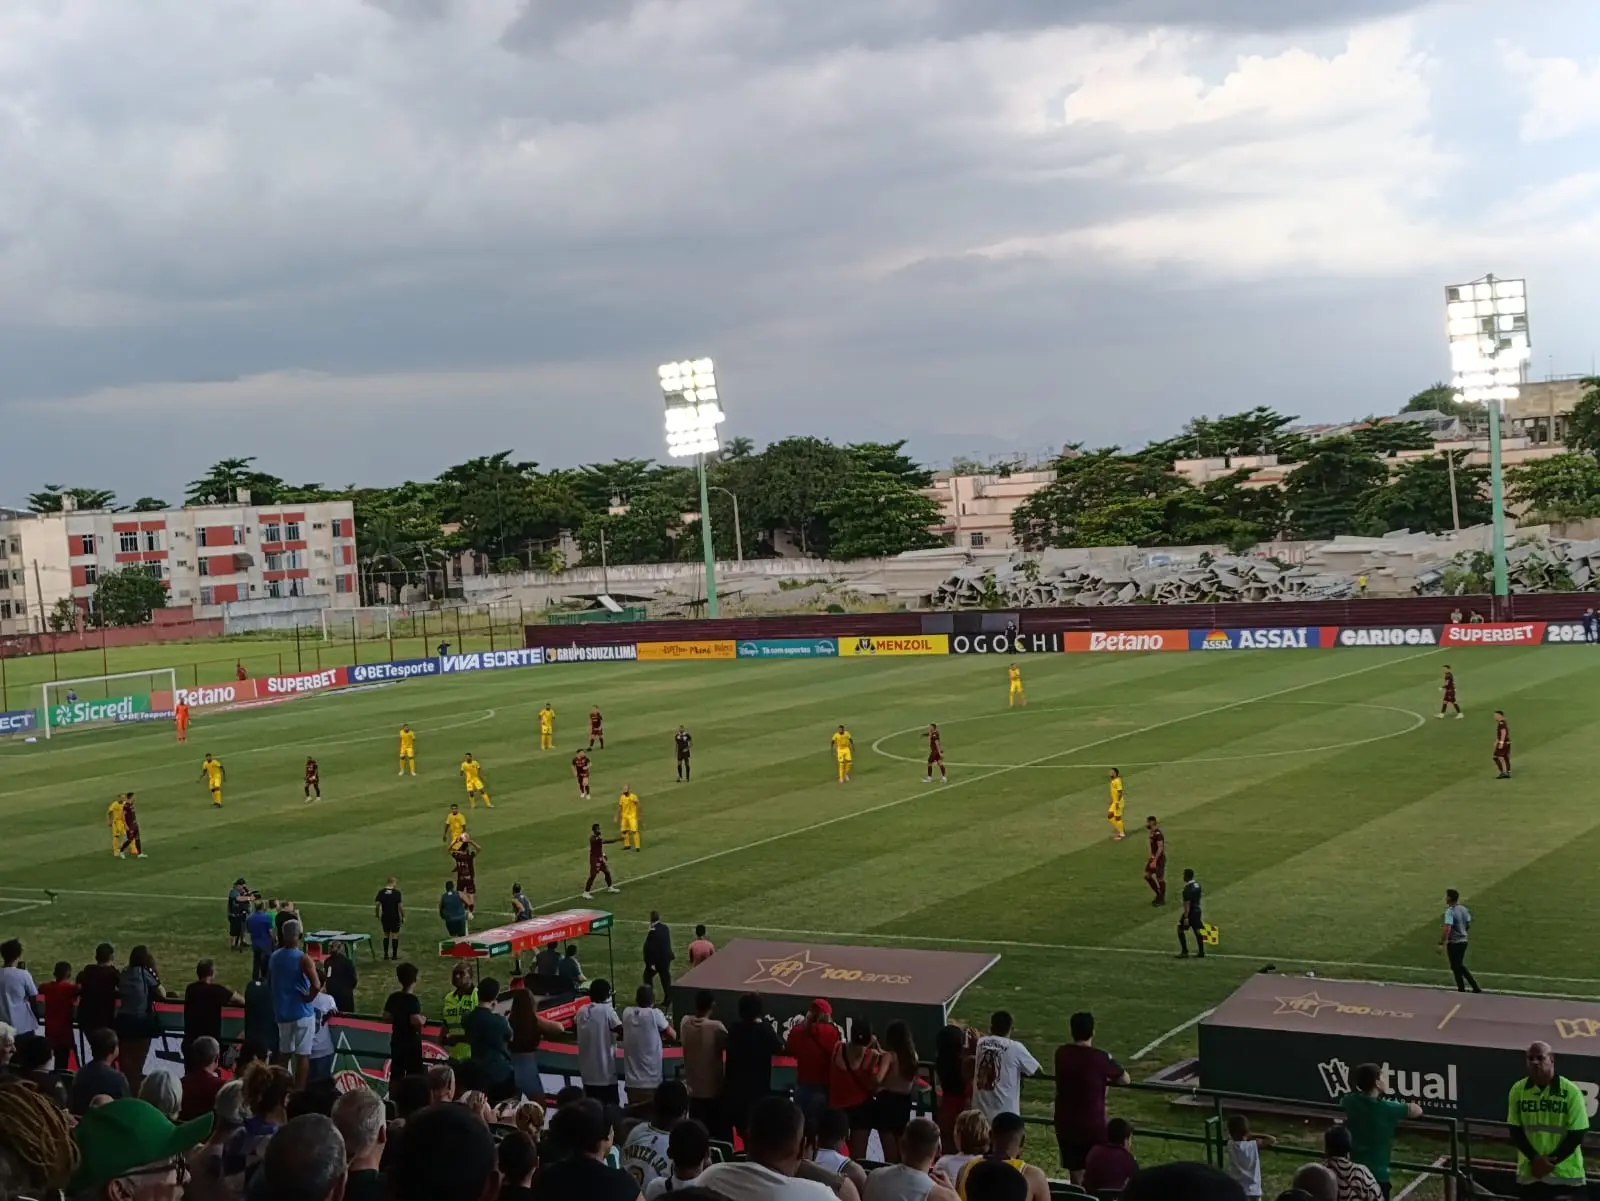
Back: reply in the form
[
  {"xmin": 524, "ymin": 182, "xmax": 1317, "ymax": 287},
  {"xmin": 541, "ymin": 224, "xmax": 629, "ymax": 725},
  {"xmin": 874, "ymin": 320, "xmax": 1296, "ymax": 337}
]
[{"xmin": 2, "ymin": 0, "xmax": 1598, "ymax": 501}]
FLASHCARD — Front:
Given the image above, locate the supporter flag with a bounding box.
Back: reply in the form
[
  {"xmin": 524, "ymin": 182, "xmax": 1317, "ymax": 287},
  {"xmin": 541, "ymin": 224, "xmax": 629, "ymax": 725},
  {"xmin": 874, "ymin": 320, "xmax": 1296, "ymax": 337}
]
[{"xmin": 1200, "ymin": 924, "xmax": 1220, "ymax": 946}]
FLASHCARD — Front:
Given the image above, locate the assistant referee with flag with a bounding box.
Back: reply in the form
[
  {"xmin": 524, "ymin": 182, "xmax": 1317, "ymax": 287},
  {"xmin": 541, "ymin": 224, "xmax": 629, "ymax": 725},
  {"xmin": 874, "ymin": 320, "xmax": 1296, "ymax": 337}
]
[{"xmin": 1178, "ymin": 868, "xmax": 1206, "ymax": 959}]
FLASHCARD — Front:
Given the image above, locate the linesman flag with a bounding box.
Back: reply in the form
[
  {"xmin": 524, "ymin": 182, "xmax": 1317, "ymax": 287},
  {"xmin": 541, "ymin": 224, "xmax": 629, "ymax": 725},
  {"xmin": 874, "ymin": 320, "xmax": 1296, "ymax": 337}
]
[{"xmin": 1199, "ymin": 923, "xmax": 1220, "ymax": 946}]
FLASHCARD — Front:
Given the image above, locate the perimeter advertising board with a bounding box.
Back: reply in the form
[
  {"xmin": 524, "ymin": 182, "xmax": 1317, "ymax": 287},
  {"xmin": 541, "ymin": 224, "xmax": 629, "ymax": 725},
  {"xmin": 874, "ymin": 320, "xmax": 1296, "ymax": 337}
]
[
  {"xmin": 546, "ymin": 644, "xmax": 639, "ymax": 663},
  {"xmin": 948, "ymin": 632, "xmax": 1063, "ymax": 655},
  {"xmin": 0, "ymin": 709, "xmax": 38, "ymax": 734},
  {"xmin": 1065, "ymin": 630, "xmax": 1188, "ymax": 653},
  {"xmin": 1189, "ymin": 627, "xmax": 1329, "ymax": 650},
  {"xmin": 736, "ymin": 639, "xmax": 840, "ymax": 659},
  {"xmin": 1332, "ymin": 627, "xmax": 1442, "ymax": 648},
  {"xmin": 50, "ymin": 695, "xmax": 152, "ymax": 727},
  {"xmin": 637, "ymin": 640, "xmax": 737, "ymax": 661},
  {"xmin": 839, "ymin": 635, "xmax": 949, "ymax": 657},
  {"xmin": 1200, "ymin": 975, "xmax": 1600, "ymax": 1123},
  {"xmin": 1442, "ymin": 622, "xmax": 1545, "ymax": 647}
]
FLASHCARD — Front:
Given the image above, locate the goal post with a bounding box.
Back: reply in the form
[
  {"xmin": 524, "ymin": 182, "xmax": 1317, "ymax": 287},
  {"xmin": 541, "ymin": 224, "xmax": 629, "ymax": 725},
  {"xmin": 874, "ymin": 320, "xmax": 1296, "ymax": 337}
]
[
  {"xmin": 40, "ymin": 669, "xmax": 179, "ymax": 740},
  {"xmin": 322, "ymin": 606, "xmax": 394, "ymax": 644}
]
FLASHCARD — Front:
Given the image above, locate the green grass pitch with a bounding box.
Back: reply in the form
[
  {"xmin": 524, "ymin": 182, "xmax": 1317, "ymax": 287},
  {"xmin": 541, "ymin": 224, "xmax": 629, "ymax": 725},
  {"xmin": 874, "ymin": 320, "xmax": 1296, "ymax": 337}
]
[{"xmin": 2, "ymin": 643, "xmax": 1595, "ymax": 1184}]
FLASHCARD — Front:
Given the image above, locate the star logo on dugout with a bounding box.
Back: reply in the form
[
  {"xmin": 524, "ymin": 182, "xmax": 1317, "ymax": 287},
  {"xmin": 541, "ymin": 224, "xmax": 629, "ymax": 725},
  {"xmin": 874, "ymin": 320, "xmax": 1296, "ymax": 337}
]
[
  {"xmin": 747, "ymin": 949, "xmax": 832, "ymax": 989},
  {"xmin": 1274, "ymin": 991, "xmax": 1339, "ymax": 1018}
]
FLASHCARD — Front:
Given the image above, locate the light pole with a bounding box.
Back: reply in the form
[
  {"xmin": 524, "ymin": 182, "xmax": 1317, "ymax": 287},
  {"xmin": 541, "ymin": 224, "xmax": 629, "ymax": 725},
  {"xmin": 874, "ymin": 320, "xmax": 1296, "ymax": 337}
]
[
  {"xmin": 1446, "ymin": 275, "xmax": 1530, "ymax": 605},
  {"xmin": 659, "ymin": 358, "xmax": 725, "ymax": 616},
  {"xmin": 707, "ymin": 485, "xmax": 743, "ymax": 562}
]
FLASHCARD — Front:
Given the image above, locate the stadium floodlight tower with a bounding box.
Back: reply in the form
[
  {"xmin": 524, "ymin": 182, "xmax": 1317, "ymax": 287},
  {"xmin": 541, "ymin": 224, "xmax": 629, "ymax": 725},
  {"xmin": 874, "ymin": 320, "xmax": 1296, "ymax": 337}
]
[
  {"xmin": 660, "ymin": 357, "xmax": 725, "ymax": 617},
  {"xmin": 1445, "ymin": 275, "xmax": 1530, "ymax": 601}
]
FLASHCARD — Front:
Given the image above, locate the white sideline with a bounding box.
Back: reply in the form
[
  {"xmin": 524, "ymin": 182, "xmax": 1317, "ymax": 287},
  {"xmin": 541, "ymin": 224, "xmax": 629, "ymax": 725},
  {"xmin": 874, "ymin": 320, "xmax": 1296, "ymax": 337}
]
[
  {"xmin": 1131, "ymin": 1009, "xmax": 1216, "ymax": 1060},
  {"xmin": 533, "ymin": 648, "xmax": 1442, "ymax": 909}
]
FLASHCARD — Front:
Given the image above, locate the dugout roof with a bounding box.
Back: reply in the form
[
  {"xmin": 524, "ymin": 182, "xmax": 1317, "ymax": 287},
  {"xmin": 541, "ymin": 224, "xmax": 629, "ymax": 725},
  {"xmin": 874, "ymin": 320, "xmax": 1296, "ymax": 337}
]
[
  {"xmin": 1205, "ymin": 974, "xmax": 1600, "ymax": 1049},
  {"xmin": 439, "ymin": 909, "xmax": 614, "ymax": 960}
]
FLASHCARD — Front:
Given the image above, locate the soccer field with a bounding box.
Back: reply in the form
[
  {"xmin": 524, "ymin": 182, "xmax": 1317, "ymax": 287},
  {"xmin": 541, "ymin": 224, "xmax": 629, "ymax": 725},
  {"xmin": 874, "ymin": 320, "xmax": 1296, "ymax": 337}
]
[{"xmin": 2, "ymin": 644, "xmax": 1597, "ymax": 1170}]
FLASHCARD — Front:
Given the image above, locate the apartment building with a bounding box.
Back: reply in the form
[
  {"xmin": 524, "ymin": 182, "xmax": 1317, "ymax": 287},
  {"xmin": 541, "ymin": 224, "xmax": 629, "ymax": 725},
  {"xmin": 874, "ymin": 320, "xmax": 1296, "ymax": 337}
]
[
  {"xmin": 925, "ymin": 469, "xmax": 1057, "ymax": 551},
  {"xmin": 0, "ymin": 497, "xmax": 360, "ymax": 635}
]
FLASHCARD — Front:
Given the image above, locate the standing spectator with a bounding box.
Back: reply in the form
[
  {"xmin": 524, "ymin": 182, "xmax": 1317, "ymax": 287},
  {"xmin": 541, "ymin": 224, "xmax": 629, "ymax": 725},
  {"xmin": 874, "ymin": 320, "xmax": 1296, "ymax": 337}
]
[
  {"xmin": 680, "ymin": 989, "xmax": 729, "ymax": 1138},
  {"xmin": 1083, "ymin": 1119, "xmax": 1138, "ymax": 1194},
  {"xmin": 179, "ymin": 1037, "xmax": 226, "ymax": 1122},
  {"xmin": 954, "ymin": 1113, "xmax": 1050, "ymax": 1201},
  {"xmin": 1507, "ymin": 1041, "xmax": 1589, "ymax": 1200},
  {"xmin": 829, "ymin": 1021, "xmax": 888, "ymax": 1160},
  {"xmin": 623, "ymin": 1080, "xmax": 688, "ymax": 1189},
  {"xmin": 643, "ymin": 912, "xmax": 675, "ymax": 995},
  {"xmin": 183, "ymin": 960, "xmax": 243, "ymax": 1059},
  {"xmin": 0, "ymin": 940, "xmax": 40, "ymax": 1051},
  {"xmin": 308, "ymin": 985, "xmax": 340, "ymax": 1082},
  {"xmin": 1438, "ymin": 889, "xmax": 1481, "ymax": 994},
  {"xmin": 243, "ymin": 971, "xmax": 280, "ymax": 1060},
  {"xmin": 864, "ymin": 1116, "xmax": 958, "ymax": 1201},
  {"xmin": 247, "ymin": 902, "xmax": 276, "ymax": 982},
  {"xmin": 876, "ymin": 1020, "xmax": 921, "ymax": 1164},
  {"xmin": 646, "ymin": 1117, "xmax": 713, "ymax": 1198},
  {"xmin": 1052, "ymin": 1011, "xmax": 1129, "ymax": 1186},
  {"xmin": 440, "ymin": 881, "xmax": 469, "ymax": 937},
  {"xmin": 698, "ymin": 1096, "xmax": 836, "ymax": 1200},
  {"xmin": 332, "ymin": 1086, "xmax": 388, "ymax": 1201},
  {"xmin": 269, "ymin": 920, "xmax": 323, "ymax": 1089},
  {"xmin": 529, "ymin": 1098, "xmax": 643, "ymax": 1201},
  {"xmin": 973, "ymin": 1012, "xmax": 1040, "ymax": 1122},
  {"xmin": 441, "ymin": 964, "xmax": 478, "ymax": 1065},
  {"xmin": 786, "ymin": 999, "xmax": 841, "ymax": 1126},
  {"xmin": 576, "ymin": 980, "xmax": 623, "ymax": 1104},
  {"xmin": 509, "ymin": 987, "xmax": 567, "ymax": 1101},
  {"xmin": 933, "ymin": 1025, "xmax": 977, "ymax": 1147},
  {"xmin": 70, "ymin": 1028, "xmax": 129, "ymax": 1114},
  {"xmin": 1339, "ymin": 1063, "xmax": 1419, "ymax": 1197},
  {"xmin": 1584, "ymin": 607, "xmax": 1597, "ymax": 644},
  {"xmin": 325, "ymin": 943, "xmax": 359, "ymax": 1013},
  {"xmin": 463, "ymin": 978, "xmax": 517, "ymax": 1103},
  {"xmin": 558, "ymin": 945, "xmax": 585, "ymax": 992},
  {"xmin": 1449, "ymin": 607, "xmax": 1464, "ymax": 625},
  {"xmin": 76, "ymin": 943, "xmax": 121, "ymax": 1037},
  {"xmin": 116, "ymin": 946, "xmax": 166, "ymax": 1096},
  {"xmin": 723, "ymin": 992, "xmax": 785, "ymax": 1143},
  {"xmin": 227, "ymin": 879, "xmax": 254, "ymax": 953},
  {"xmin": 1321, "ymin": 1127, "xmax": 1383, "ymax": 1201},
  {"xmin": 390, "ymin": 1101, "xmax": 506, "ymax": 1201},
  {"xmin": 935, "ymin": 1109, "xmax": 990, "ymax": 1184},
  {"xmin": 622, "ymin": 985, "xmax": 675, "ymax": 1107},
  {"xmin": 500, "ymin": 1129, "xmax": 539, "ymax": 1201},
  {"xmin": 38, "ymin": 960, "xmax": 79, "ymax": 1071},
  {"xmin": 688, "ymin": 926, "xmax": 716, "ymax": 967},
  {"xmin": 1223, "ymin": 1114, "xmax": 1276, "ymax": 1200}
]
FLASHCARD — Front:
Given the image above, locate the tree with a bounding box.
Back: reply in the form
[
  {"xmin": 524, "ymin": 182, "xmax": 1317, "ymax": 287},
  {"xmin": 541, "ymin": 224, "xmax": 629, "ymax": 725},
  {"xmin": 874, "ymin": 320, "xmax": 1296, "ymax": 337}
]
[
  {"xmin": 721, "ymin": 436, "xmax": 755, "ymax": 460},
  {"xmin": 1012, "ymin": 450, "xmax": 1188, "ymax": 549},
  {"xmin": 817, "ymin": 471, "xmax": 945, "ymax": 559},
  {"xmin": 746, "ymin": 437, "xmax": 854, "ymax": 554},
  {"xmin": 434, "ymin": 453, "xmax": 584, "ymax": 561},
  {"xmin": 1564, "ymin": 378, "xmax": 1600, "ymax": 463},
  {"xmin": 128, "ymin": 497, "xmax": 170, "ymax": 512},
  {"xmin": 843, "ymin": 440, "xmax": 933, "ymax": 488},
  {"xmin": 1505, "ymin": 453, "xmax": 1600, "ymax": 520},
  {"xmin": 1282, "ymin": 438, "xmax": 1390, "ymax": 540},
  {"xmin": 185, "ymin": 458, "xmax": 288, "ymax": 506},
  {"xmin": 1140, "ymin": 407, "xmax": 1300, "ymax": 465},
  {"xmin": 27, "ymin": 485, "xmax": 117, "ymax": 513},
  {"xmin": 576, "ymin": 492, "xmax": 683, "ymax": 567},
  {"xmin": 1402, "ymin": 383, "xmax": 1473, "ymax": 419},
  {"xmin": 1356, "ymin": 452, "xmax": 1489, "ymax": 535},
  {"xmin": 47, "ymin": 596, "xmax": 79, "ymax": 634},
  {"xmin": 92, "ymin": 569, "xmax": 168, "ymax": 626},
  {"xmin": 1350, "ymin": 419, "xmax": 1435, "ymax": 456}
]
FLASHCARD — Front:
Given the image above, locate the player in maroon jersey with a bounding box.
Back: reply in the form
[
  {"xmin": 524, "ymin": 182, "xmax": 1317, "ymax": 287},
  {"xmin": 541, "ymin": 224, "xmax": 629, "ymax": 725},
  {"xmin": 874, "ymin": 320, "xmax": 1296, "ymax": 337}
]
[
  {"xmin": 924, "ymin": 723, "xmax": 947, "ymax": 783},
  {"xmin": 1493, "ymin": 710, "xmax": 1511, "ymax": 778},
  {"xmin": 1144, "ymin": 816, "xmax": 1167, "ymax": 905},
  {"xmin": 583, "ymin": 823, "xmax": 621, "ymax": 898},
  {"xmin": 588, "ymin": 707, "xmax": 605, "ymax": 751},
  {"xmin": 452, "ymin": 835, "xmax": 480, "ymax": 915},
  {"xmin": 1438, "ymin": 665, "xmax": 1462, "ymax": 719},
  {"xmin": 120, "ymin": 794, "xmax": 145, "ymax": 858},
  {"xmin": 303, "ymin": 757, "xmax": 321, "ymax": 803},
  {"xmin": 572, "ymin": 750, "xmax": 592, "ymax": 799}
]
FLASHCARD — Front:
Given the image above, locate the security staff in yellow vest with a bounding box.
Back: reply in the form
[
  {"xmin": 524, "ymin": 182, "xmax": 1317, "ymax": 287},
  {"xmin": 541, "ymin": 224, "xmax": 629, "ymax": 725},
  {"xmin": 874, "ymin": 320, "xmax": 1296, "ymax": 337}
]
[
  {"xmin": 1507, "ymin": 1041, "xmax": 1589, "ymax": 1199},
  {"xmin": 440, "ymin": 964, "xmax": 478, "ymax": 1062}
]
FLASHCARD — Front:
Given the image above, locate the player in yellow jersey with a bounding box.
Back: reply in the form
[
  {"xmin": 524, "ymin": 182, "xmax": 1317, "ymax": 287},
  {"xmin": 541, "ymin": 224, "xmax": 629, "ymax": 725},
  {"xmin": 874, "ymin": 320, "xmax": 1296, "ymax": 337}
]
[
  {"xmin": 538, "ymin": 703, "xmax": 556, "ymax": 751},
  {"xmin": 830, "ymin": 725, "xmax": 854, "ymax": 784},
  {"xmin": 398, "ymin": 725, "xmax": 417, "ymax": 776},
  {"xmin": 459, "ymin": 754, "xmax": 493, "ymax": 809},
  {"xmin": 1008, "ymin": 663, "xmax": 1025, "ymax": 707},
  {"xmin": 1107, "ymin": 767, "xmax": 1126, "ymax": 841},
  {"xmin": 443, "ymin": 802, "xmax": 467, "ymax": 849},
  {"xmin": 199, "ymin": 753, "xmax": 226, "ymax": 808},
  {"xmin": 617, "ymin": 786, "xmax": 641, "ymax": 851},
  {"xmin": 107, "ymin": 793, "xmax": 128, "ymax": 855}
]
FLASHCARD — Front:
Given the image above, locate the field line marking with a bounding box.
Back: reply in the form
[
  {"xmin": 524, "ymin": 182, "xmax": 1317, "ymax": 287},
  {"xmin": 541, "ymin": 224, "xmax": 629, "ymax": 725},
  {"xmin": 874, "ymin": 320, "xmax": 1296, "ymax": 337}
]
[
  {"xmin": 535, "ymin": 649, "xmax": 1442, "ymax": 909},
  {"xmin": 1392, "ymin": 1158, "xmax": 1448, "ymax": 1201},
  {"xmin": 1132, "ymin": 1009, "xmax": 1216, "ymax": 1060},
  {"xmin": 22, "ymin": 890, "xmax": 1600, "ymax": 992}
]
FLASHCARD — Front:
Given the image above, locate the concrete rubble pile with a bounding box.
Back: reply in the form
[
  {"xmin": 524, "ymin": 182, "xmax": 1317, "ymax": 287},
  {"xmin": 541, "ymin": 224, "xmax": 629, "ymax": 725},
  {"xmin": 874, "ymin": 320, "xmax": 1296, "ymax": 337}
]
[{"xmin": 930, "ymin": 554, "xmax": 1355, "ymax": 608}]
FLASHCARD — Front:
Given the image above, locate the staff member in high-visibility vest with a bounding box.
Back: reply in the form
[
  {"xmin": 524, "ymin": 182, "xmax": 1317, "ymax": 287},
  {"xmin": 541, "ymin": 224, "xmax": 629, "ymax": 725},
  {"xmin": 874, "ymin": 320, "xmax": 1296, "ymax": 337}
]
[
  {"xmin": 1507, "ymin": 1041, "xmax": 1588, "ymax": 1200},
  {"xmin": 440, "ymin": 963, "xmax": 478, "ymax": 1063}
]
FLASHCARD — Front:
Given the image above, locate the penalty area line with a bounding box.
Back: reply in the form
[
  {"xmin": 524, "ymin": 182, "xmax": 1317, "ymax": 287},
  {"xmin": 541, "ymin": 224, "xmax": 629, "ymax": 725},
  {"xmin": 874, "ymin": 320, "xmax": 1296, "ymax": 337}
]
[{"xmin": 534, "ymin": 649, "xmax": 1442, "ymax": 911}]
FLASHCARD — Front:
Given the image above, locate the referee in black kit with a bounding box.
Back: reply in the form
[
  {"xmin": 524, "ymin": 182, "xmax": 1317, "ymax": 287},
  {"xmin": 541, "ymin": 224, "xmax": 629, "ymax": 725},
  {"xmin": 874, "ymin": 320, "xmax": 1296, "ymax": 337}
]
[{"xmin": 1177, "ymin": 868, "xmax": 1205, "ymax": 959}]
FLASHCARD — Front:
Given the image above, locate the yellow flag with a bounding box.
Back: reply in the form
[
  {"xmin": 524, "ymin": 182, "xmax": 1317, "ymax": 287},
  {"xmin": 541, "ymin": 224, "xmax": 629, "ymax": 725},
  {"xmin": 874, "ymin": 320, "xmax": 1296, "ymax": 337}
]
[{"xmin": 1200, "ymin": 923, "xmax": 1220, "ymax": 945}]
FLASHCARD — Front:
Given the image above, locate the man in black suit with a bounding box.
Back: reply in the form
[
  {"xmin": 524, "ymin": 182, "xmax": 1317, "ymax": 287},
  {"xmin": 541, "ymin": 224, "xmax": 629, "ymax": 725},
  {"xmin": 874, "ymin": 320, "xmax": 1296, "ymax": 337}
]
[{"xmin": 643, "ymin": 911, "xmax": 675, "ymax": 994}]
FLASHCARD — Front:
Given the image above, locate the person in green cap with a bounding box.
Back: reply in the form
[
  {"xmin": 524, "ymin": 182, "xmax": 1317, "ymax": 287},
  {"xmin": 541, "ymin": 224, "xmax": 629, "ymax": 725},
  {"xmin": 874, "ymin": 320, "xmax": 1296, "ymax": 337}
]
[
  {"xmin": 1508, "ymin": 1041, "xmax": 1589, "ymax": 1200},
  {"xmin": 69, "ymin": 1097, "xmax": 212, "ymax": 1199}
]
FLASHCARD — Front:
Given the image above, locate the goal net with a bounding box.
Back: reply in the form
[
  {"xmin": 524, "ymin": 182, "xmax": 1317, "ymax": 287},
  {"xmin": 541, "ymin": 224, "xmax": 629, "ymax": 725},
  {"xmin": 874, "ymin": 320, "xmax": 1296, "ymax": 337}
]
[
  {"xmin": 40, "ymin": 669, "xmax": 179, "ymax": 740},
  {"xmin": 322, "ymin": 606, "xmax": 395, "ymax": 644}
]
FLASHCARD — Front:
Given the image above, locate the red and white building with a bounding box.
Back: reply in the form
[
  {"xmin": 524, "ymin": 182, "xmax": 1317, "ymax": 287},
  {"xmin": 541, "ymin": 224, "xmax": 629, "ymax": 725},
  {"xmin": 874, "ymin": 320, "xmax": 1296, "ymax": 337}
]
[{"xmin": 0, "ymin": 497, "xmax": 360, "ymax": 635}]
